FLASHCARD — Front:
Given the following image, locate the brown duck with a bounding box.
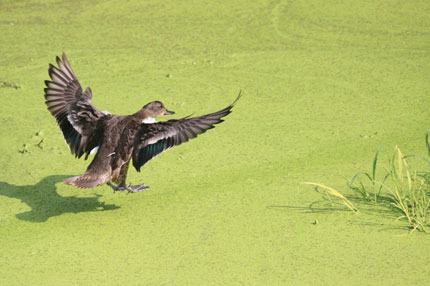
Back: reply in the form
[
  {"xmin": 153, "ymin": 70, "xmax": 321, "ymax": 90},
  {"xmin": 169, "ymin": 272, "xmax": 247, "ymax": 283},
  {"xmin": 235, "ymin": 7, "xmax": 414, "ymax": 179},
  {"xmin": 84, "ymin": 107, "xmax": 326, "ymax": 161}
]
[{"xmin": 44, "ymin": 53, "xmax": 240, "ymax": 193}]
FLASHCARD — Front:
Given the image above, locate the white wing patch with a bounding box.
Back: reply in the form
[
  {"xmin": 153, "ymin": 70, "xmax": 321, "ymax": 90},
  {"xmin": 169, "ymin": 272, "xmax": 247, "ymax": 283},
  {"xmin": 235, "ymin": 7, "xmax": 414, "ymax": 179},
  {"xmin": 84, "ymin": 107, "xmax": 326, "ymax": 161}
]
[
  {"xmin": 90, "ymin": 146, "xmax": 99, "ymax": 154},
  {"xmin": 142, "ymin": 117, "xmax": 156, "ymax": 124}
]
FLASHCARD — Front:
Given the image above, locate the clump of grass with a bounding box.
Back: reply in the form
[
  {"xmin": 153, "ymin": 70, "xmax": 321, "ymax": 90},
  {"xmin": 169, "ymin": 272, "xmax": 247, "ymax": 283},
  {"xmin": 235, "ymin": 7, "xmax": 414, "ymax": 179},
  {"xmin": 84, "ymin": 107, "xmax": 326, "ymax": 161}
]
[
  {"xmin": 1, "ymin": 80, "xmax": 21, "ymax": 89},
  {"xmin": 18, "ymin": 143, "xmax": 29, "ymax": 154},
  {"xmin": 386, "ymin": 145, "xmax": 430, "ymax": 233},
  {"xmin": 18, "ymin": 130, "xmax": 46, "ymax": 154},
  {"xmin": 347, "ymin": 145, "xmax": 390, "ymax": 203},
  {"xmin": 35, "ymin": 138, "xmax": 45, "ymax": 149},
  {"xmin": 303, "ymin": 132, "xmax": 430, "ymax": 233}
]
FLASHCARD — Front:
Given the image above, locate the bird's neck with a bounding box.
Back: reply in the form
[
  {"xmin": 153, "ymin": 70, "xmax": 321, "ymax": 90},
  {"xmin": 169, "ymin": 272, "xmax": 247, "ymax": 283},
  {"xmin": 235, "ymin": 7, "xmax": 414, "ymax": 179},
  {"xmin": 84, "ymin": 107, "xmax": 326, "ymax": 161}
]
[{"xmin": 132, "ymin": 109, "xmax": 151, "ymax": 121}]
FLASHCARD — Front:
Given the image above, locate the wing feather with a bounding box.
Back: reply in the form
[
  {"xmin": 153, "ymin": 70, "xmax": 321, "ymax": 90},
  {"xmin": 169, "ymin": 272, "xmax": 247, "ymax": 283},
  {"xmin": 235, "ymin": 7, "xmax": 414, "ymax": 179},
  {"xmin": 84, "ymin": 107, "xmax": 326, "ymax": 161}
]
[
  {"xmin": 44, "ymin": 53, "xmax": 106, "ymax": 159},
  {"xmin": 132, "ymin": 93, "xmax": 241, "ymax": 171}
]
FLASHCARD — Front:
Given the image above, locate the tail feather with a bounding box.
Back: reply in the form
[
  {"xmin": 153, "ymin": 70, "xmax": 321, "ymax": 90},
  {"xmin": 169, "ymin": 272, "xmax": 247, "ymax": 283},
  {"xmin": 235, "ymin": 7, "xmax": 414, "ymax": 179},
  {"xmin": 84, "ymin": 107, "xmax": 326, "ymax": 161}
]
[{"xmin": 64, "ymin": 173, "xmax": 109, "ymax": 188}]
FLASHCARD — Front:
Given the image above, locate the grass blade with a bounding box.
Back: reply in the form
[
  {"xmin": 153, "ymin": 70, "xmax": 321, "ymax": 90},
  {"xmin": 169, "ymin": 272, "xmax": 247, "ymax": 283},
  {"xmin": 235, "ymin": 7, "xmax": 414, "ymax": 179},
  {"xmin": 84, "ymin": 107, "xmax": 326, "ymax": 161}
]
[
  {"xmin": 372, "ymin": 145, "xmax": 382, "ymax": 180},
  {"xmin": 426, "ymin": 130, "xmax": 430, "ymax": 158},
  {"xmin": 301, "ymin": 182, "xmax": 357, "ymax": 212}
]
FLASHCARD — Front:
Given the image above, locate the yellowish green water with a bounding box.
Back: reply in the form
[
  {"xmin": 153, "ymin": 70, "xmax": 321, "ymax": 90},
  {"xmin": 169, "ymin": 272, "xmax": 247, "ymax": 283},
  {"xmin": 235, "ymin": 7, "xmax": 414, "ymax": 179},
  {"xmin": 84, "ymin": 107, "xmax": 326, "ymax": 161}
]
[{"xmin": 1, "ymin": 0, "xmax": 429, "ymax": 284}]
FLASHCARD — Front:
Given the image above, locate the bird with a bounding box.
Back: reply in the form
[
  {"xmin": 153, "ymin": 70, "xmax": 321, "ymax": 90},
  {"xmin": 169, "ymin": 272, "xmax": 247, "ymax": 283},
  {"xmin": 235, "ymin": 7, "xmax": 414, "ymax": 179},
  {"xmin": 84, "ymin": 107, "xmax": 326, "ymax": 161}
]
[{"xmin": 44, "ymin": 53, "xmax": 240, "ymax": 193}]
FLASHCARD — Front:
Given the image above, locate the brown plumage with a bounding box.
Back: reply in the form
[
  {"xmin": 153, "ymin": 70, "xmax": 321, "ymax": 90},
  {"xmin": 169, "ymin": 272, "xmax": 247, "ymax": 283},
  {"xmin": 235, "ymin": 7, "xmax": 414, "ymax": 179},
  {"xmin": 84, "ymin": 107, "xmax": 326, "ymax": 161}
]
[{"xmin": 44, "ymin": 53, "xmax": 240, "ymax": 193}]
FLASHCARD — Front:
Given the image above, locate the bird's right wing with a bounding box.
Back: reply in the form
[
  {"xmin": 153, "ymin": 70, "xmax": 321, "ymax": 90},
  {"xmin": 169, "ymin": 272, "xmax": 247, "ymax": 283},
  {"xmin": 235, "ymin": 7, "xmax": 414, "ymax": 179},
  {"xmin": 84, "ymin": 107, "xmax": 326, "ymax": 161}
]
[
  {"xmin": 44, "ymin": 53, "xmax": 107, "ymax": 159},
  {"xmin": 132, "ymin": 93, "xmax": 241, "ymax": 171}
]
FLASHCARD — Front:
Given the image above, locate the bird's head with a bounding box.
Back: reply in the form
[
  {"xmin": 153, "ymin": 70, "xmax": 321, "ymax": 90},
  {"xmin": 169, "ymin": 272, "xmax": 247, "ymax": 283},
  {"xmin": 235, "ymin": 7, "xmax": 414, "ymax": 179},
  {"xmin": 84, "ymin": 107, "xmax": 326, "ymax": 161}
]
[{"xmin": 135, "ymin": 101, "xmax": 175, "ymax": 121}]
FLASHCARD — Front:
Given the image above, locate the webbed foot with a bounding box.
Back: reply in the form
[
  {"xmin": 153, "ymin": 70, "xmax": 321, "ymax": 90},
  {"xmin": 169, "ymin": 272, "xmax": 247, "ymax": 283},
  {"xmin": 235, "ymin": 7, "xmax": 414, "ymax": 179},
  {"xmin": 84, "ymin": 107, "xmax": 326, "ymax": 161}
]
[
  {"xmin": 107, "ymin": 182, "xmax": 149, "ymax": 194},
  {"xmin": 126, "ymin": 183, "xmax": 149, "ymax": 194}
]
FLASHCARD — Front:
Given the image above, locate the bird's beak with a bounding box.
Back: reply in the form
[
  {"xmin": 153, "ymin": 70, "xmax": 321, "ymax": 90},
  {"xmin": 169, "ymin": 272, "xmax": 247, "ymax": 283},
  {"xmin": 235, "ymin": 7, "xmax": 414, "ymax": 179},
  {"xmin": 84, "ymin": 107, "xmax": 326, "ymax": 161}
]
[{"xmin": 164, "ymin": 110, "xmax": 175, "ymax": 115}]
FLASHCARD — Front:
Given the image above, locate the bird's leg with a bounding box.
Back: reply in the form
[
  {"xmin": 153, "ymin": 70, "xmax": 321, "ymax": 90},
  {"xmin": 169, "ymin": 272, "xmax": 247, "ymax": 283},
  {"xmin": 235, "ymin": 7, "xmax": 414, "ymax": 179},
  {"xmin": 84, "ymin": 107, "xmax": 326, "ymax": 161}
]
[
  {"xmin": 107, "ymin": 181, "xmax": 130, "ymax": 193},
  {"xmin": 108, "ymin": 161, "xmax": 150, "ymax": 193}
]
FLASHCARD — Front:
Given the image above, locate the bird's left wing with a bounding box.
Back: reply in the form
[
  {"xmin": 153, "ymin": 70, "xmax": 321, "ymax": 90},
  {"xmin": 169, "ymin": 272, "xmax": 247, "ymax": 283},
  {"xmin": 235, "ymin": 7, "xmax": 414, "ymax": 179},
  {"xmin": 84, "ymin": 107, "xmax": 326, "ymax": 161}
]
[
  {"xmin": 44, "ymin": 53, "xmax": 107, "ymax": 159},
  {"xmin": 132, "ymin": 94, "xmax": 241, "ymax": 171}
]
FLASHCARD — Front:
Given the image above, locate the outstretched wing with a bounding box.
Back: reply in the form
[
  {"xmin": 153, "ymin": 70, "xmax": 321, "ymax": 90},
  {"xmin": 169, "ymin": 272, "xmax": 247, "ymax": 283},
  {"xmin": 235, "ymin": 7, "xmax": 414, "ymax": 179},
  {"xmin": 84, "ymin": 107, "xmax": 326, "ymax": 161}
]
[
  {"xmin": 132, "ymin": 93, "xmax": 241, "ymax": 171},
  {"xmin": 44, "ymin": 53, "xmax": 106, "ymax": 159}
]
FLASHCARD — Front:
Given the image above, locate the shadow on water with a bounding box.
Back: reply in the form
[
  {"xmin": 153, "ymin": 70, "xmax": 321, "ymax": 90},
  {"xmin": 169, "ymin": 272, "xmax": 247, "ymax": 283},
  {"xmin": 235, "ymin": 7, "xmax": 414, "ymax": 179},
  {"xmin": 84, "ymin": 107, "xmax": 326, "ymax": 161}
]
[
  {"xmin": 268, "ymin": 198, "xmax": 410, "ymax": 232},
  {"xmin": 268, "ymin": 200, "xmax": 397, "ymax": 216},
  {"xmin": 268, "ymin": 194, "xmax": 398, "ymax": 216},
  {"xmin": 267, "ymin": 201, "xmax": 351, "ymax": 214},
  {"xmin": 0, "ymin": 175, "xmax": 120, "ymax": 222}
]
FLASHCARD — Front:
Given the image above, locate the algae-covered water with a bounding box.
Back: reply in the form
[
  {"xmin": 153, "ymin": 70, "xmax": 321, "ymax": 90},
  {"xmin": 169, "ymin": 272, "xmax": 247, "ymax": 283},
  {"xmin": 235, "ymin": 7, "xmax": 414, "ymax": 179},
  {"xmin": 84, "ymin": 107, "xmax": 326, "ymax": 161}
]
[{"xmin": 1, "ymin": 0, "xmax": 430, "ymax": 284}]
